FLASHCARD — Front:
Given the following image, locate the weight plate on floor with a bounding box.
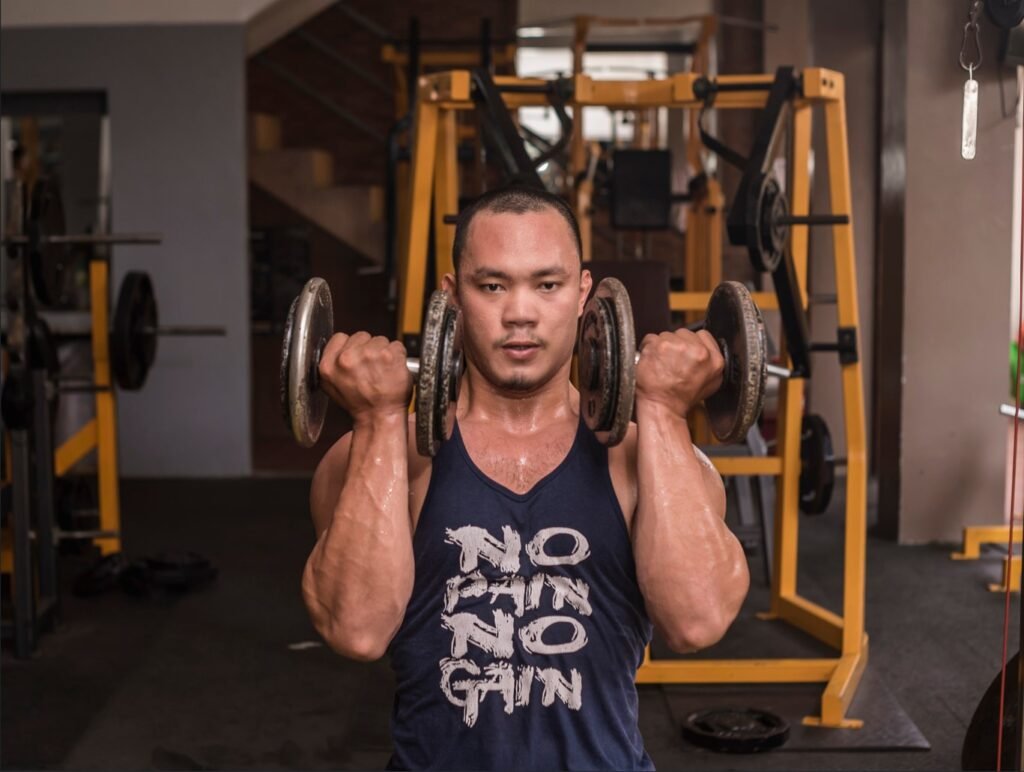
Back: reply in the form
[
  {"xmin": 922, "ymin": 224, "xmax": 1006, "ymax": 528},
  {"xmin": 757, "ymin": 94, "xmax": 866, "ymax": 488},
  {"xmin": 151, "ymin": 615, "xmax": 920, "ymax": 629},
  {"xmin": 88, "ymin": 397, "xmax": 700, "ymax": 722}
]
[
  {"xmin": 703, "ymin": 281, "xmax": 766, "ymax": 443},
  {"xmin": 799, "ymin": 412, "xmax": 836, "ymax": 515},
  {"xmin": 681, "ymin": 707, "xmax": 790, "ymax": 753},
  {"xmin": 27, "ymin": 179, "xmax": 71, "ymax": 306},
  {"xmin": 578, "ymin": 277, "xmax": 635, "ymax": 447},
  {"xmin": 111, "ymin": 272, "xmax": 158, "ymax": 391},
  {"xmin": 281, "ymin": 278, "xmax": 333, "ymax": 447},
  {"xmin": 416, "ymin": 289, "xmax": 462, "ymax": 457}
]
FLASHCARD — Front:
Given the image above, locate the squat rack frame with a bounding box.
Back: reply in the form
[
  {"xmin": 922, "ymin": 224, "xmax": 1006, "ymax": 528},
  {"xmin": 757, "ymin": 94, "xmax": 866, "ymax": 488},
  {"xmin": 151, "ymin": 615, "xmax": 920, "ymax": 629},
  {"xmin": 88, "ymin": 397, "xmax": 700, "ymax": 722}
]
[{"xmin": 397, "ymin": 67, "xmax": 868, "ymax": 729}]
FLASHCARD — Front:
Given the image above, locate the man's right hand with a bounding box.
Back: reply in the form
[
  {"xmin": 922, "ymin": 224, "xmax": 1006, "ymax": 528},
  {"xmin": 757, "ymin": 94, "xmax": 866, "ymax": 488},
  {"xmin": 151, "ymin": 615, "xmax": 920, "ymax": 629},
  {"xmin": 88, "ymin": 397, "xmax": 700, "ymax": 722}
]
[{"xmin": 317, "ymin": 332, "xmax": 413, "ymax": 423}]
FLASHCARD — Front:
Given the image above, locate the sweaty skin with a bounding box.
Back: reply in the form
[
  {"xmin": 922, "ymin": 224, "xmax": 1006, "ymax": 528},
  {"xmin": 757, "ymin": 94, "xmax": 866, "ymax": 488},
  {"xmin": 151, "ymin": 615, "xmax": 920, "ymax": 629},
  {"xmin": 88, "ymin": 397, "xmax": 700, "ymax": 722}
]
[{"xmin": 302, "ymin": 208, "xmax": 749, "ymax": 660}]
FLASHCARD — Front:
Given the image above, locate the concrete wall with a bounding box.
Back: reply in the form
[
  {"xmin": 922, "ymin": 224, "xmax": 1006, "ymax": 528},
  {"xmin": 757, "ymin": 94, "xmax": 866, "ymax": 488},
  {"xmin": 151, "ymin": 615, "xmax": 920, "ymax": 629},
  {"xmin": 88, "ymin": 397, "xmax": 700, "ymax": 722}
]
[
  {"xmin": 900, "ymin": 2, "xmax": 1015, "ymax": 542},
  {"xmin": 1, "ymin": 26, "xmax": 252, "ymax": 477}
]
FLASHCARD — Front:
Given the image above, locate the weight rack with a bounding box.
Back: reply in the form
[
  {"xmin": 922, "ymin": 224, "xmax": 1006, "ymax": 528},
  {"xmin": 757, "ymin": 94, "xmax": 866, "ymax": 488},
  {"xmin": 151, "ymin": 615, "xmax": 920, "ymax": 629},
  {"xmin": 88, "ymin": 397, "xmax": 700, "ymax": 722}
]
[{"xmin": 397, "ymin": 67, "xmax": 868, "ymax": 729}]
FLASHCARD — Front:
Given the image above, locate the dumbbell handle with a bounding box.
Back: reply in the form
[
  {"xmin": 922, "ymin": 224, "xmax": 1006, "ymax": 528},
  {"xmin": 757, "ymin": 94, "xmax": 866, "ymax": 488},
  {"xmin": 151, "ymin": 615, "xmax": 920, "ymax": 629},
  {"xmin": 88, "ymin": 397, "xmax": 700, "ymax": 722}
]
[
  {"xmin": 310, "ymin": 347, "xmax": 420, "ymax": 389},
  {"xmin": 632, "ymin": 326, "xmax": 794, "ymax": 381}
]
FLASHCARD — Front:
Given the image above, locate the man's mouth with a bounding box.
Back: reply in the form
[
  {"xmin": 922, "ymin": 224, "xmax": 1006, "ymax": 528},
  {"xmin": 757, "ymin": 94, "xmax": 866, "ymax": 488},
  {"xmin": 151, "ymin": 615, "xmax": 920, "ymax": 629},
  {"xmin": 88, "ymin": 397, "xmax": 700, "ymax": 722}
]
[{"xmin": 501, "ymin": 341, "xmax": 542, "ymax": 359}]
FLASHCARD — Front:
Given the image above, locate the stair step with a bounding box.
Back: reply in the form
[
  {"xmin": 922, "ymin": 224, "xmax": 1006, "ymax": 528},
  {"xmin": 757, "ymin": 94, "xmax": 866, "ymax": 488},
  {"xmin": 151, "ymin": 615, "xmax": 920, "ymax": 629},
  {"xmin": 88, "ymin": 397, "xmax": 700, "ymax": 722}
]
[
  {"xmin": 250, "ymin": 172, "xmax": 385, "ymax": 266},
  {"xmin": 248, "ymin": 113, "xmax": 283, "ymax": 152},
  {"xmin": 250, "ymin": 148, "xmax": 334, "ymax": 190}
]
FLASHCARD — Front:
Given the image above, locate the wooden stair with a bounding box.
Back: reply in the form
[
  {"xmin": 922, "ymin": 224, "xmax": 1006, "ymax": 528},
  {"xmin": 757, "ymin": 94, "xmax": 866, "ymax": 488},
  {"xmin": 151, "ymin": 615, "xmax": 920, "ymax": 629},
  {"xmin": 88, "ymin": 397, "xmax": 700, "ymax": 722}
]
[{"xmin": 247, "ymin": 112, "xmax": 384, "ymax": 267}]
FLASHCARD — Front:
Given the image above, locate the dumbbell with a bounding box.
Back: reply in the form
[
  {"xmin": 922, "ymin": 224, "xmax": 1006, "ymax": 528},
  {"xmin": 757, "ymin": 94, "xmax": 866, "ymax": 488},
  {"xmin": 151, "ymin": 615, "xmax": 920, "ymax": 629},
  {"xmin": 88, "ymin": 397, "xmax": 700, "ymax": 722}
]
[
  {"xmin": 280, "ymin": 278, "xmax": 462, "ymax": 456},
  {"xmin": 578, "ymin": 278, "xmax": 772, "ymax": 446}
]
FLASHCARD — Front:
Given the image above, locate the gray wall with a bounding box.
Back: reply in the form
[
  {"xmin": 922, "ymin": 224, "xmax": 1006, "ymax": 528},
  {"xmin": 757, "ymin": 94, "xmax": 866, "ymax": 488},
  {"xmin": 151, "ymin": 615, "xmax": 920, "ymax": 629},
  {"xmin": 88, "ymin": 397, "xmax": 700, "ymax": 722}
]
[
  {"xmin": 1, "ymin": 25, "xmax": 252, "ymax": 477},
  {"xmin": 900, "ymin": 2, "xmax": 1015, "ymax": 543}
]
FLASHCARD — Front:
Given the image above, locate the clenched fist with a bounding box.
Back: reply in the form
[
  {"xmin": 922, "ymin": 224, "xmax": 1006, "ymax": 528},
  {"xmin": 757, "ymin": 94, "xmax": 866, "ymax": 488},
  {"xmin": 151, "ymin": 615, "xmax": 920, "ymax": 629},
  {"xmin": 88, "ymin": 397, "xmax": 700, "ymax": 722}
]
[
  {"xmin": 317, "ymin": 332, "xmax": 413, "ymax": 422},
  {"xmin": 635, "ymin": 329, "xmax": 724, "ymax": 417}
]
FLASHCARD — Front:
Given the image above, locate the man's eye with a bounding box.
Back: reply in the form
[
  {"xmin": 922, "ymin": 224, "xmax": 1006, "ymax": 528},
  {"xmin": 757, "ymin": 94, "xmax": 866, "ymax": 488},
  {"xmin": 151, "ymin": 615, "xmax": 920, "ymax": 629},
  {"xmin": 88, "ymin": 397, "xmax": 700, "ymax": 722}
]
[
  {"xmin": 482, "ymin": 283, "xmax": 503, "ymax": 293},
  {"xmin": 539, "ymin": 282, "xmax": 559, "ymax": 291}
]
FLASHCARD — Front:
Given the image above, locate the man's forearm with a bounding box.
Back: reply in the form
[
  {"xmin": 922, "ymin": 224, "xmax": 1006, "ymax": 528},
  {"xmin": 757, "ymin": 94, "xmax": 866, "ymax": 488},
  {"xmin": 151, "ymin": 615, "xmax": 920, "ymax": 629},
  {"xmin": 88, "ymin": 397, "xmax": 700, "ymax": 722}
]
[
  {"xmin": 632, "ymin": 400, "xmax": 749, "ymax": 652},
  {"xmin": 304, "ymin": 412, "xmax": 414, "ymax": 659}
]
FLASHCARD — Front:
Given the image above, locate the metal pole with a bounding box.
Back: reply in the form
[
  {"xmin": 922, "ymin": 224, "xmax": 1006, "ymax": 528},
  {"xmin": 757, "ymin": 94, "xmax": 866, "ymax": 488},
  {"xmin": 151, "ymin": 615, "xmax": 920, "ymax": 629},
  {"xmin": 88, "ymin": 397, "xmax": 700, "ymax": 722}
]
[{"xmin": 30, "ymin": 369, "xmax": 58, "ymax": 619}]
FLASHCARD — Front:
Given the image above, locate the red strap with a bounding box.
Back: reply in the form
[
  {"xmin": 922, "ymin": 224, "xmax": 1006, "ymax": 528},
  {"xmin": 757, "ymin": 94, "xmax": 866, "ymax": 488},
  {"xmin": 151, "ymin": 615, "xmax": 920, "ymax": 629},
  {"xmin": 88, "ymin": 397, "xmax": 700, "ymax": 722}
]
[{"xmin": 997, "ymin": 137, "xmax": 1024, "ymax": 772}]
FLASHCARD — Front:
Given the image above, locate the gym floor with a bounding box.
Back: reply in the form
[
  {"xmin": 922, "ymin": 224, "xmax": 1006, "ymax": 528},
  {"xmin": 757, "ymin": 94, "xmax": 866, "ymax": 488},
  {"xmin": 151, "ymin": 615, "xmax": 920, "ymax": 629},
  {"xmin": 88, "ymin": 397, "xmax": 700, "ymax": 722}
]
[{"xmin": 1, "ymin": 476, "xmax": 1015, "ymax": 770}]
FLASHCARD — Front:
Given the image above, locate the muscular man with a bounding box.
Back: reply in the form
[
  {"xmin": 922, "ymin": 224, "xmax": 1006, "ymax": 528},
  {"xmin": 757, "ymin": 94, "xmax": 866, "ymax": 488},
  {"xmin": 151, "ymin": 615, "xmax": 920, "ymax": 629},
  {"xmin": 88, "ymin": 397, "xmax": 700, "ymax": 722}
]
[{"xmin": 302, "ymin": 186, "xmax": 749, "ymax": 770}]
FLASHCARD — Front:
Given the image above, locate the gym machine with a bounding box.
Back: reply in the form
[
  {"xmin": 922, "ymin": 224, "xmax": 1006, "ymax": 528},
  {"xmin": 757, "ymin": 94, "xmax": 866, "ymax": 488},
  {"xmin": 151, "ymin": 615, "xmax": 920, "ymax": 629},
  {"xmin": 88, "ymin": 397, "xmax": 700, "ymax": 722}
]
[{"xmin": 394, "ymin": 65, "xmax": 868, "ymax": 729}]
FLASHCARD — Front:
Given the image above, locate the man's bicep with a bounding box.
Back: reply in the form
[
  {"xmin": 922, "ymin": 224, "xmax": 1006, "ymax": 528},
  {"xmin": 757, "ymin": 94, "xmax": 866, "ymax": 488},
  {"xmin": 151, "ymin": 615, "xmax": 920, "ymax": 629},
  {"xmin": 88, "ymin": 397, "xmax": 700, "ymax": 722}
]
[{"xmin": 309, "ymin": 432, "xmax": 353, "ymax": 537}]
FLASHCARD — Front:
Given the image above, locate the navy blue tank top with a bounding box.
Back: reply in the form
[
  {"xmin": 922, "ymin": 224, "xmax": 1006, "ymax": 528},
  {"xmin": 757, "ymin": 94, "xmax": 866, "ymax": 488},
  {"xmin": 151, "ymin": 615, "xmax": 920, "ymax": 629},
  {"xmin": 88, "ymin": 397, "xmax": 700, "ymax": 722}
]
[{"xmin": 387, "ymin": 417, "xmax": 654, "ymax": 770}]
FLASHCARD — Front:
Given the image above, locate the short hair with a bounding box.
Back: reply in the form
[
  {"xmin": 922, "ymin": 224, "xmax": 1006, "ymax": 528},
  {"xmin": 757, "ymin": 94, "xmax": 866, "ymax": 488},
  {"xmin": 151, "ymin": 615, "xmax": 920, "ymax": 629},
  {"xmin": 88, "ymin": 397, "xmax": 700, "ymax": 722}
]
[{"xmin": 451, "ymin": 185, "xmax": 582, "ymax": 274}]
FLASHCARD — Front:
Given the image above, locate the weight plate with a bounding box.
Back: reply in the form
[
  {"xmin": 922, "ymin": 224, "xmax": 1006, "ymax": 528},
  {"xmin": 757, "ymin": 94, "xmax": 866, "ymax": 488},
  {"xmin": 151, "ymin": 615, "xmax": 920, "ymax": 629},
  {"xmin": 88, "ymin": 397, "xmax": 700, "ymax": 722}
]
[
  {"xmin": 416, "ymin": 289, "xmax": 462, "ymax": 457},
  {"xmin": 758, "ymin": 176, "xmax": 788, "ymax": 272},
  {"xmin": 27, "ymin": 315, "xmax": 60, "ymax": 381},
  {"xmin": 111, "ymin": 272, "xmax": 158, "ymax": 391},
  {"xmin": 578, "ymin": 277, "xmax": 635, "ymax": 447},
  {"xmin": 681, "ymin": 707, "xmax": 790, "ymax": 753},
  {"xmin": 27, "ymin": 179, "xmax": 71, "ymax": 306},
  {"xmin": 704, "ymin": 281, "xmax": 766, "ymax": 443},
  {"xmin": 0, "ymin": 369, "xmax": 34, "ymax": 430},
  {"xmin": 985, "ymin": 0, "xmax": 1024, "ymax": 29},
  {"xmin": 799, "ymin": 413, "xmax": 836, "ymax": 515},
  {"xmin": 4, "ymin": 179, "xmax": 26, "ymax": 259},
  {"xmin": 282, "ymin": 278, "xmax": 333, "ymax": 448}
]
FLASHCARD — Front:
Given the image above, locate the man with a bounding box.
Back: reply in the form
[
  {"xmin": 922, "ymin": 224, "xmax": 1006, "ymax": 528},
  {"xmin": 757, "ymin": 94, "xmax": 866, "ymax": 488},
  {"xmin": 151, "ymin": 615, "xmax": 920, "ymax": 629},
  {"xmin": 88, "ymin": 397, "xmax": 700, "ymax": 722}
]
[{"xmin": 302, "ymin": 186, "xmax": 749, "ymax": 770}]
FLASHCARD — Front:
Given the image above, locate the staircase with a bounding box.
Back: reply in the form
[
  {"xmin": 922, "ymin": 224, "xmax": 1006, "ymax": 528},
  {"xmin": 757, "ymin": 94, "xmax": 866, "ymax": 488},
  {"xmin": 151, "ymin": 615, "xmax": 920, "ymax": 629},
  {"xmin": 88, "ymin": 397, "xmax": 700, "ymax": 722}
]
[{"xmin": 248, "ymin": 112, "xmax": 385, "ymax": 268}]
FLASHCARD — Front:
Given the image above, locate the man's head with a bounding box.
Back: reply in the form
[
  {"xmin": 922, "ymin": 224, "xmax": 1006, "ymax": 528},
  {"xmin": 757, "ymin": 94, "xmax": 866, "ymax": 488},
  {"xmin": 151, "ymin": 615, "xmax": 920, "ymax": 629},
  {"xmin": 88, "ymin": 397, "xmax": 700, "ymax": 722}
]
[{"xmin": 442, "ymin": 186, "xmax": 592, "ymax": 394}]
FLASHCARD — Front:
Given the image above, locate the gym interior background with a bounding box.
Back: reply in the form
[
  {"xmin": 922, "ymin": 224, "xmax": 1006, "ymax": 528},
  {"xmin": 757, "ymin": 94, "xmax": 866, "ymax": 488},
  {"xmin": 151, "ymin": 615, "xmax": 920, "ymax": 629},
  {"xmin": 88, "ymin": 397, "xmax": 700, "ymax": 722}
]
[{"xmin": 1, "ymin": 0, "xmax": 1022, "ymax": 768}]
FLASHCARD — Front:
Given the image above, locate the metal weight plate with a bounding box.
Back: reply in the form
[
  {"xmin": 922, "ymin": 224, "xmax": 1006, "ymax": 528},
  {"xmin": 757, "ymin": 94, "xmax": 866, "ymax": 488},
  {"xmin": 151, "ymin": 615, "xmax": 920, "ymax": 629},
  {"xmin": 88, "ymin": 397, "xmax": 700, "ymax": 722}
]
[
  {"xmin": 416, "ymin": 290, "xmax": 462, "ymax": 457},
  {"xmin": 985, "ymin": 0, "xmax": 1024, "ymax": 29},
  {"xmin": 681, "ymin": 707, "xmax": 790, "ymax": 753},
  {"xmin": 27, "ymin": 316, "xmax": 60, "ymax": 381},
  {"xmin": 111, "ymin": 272, "xmax": 159, "ymax": 391},
  {"xmin": 4, "ymin": 179, "xmax": 26, "ymax": 259},
  {"xmin": 27, "ymin": 179, "xmax": 71, "ymax": 306},
  {"xmin": 578, "ymin": 277, "xmax": 636, "ymax": 447},
  {"xmin": 703, "ymin": 281, "xmax": 766, "ymax": 444},
  {"xmin": 757, "ymin": 175, "xmax": 788, "ymax": 273},
  {"xmin": 799, "ymin": 413, "xmax": 836, "ymax": 515},
  {"xmin": 281, "ymin": 278, "xmax": 333, "ymax": 447}
]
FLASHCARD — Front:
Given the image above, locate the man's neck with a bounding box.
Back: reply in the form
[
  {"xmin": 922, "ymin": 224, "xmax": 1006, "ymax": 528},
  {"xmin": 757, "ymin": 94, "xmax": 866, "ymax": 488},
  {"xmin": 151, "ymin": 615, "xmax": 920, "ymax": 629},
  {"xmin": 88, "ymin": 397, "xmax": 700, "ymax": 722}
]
[{"xmin": 458, "ymin": 364, "xmax": 579, "ymax": 434}]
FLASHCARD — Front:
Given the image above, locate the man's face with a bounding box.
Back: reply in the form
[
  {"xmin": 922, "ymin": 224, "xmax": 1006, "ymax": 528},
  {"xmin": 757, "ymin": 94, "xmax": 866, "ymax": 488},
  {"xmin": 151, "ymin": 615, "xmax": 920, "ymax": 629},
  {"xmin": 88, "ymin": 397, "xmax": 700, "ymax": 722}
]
[{"xmin": 443, "ymin": 209, "xmax": 592, "ymax": 394}]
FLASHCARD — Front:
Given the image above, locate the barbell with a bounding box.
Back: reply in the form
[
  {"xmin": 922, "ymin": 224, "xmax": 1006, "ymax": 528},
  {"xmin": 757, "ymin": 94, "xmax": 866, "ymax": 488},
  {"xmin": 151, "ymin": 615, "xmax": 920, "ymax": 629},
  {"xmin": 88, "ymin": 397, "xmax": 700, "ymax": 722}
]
[{"xmin": 3, "ymin": 179, "xmax": 161, "ymax": 306}]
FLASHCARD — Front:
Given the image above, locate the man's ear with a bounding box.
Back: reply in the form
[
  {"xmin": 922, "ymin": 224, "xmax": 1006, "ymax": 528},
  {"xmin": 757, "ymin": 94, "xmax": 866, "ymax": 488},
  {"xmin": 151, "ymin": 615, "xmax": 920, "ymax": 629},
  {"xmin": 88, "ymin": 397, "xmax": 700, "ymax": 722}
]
[
  {"xmin": 441, "ymin": 272, "xmax": 458, "ymax": 304},
  {"xmin": 578, "ymin": 268, "xmax": 593, "ymax": 317}
]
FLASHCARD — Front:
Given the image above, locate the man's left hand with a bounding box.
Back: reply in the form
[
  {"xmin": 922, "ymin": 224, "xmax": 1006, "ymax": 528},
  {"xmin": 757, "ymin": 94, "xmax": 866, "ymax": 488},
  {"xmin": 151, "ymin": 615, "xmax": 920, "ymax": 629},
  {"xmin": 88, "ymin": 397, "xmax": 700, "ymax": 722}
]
[{"xmin": 635, "ymin": 329, "xmax": 724, "ymax": 417}]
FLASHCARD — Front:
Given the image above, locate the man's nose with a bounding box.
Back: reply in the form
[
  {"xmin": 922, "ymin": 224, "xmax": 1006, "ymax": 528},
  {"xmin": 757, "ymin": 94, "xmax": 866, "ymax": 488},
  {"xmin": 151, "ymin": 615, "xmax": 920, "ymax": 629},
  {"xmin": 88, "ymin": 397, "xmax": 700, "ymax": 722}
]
[{"xmin": 502, "ymin": 287, "xmax": 539, "ymax": 327}]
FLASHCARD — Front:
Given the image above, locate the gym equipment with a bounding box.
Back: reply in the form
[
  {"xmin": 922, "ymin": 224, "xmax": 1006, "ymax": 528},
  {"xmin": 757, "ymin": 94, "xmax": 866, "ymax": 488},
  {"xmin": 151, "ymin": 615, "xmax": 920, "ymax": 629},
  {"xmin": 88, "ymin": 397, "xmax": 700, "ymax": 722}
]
[
  {"xmin": 36, "ymin": 271, "xmax": 226, "ymax": 391},
  {"xmin": 578, "ymin": 278, "xmax": 770, "ymax": 447},
  {"xmin": 680, "ymin": 707, "xmax": 790, "ymax": 753},
  {"xmin": 395, "ymin": 66, "xmax": 869, "ymax": 728},
  {"xmin": 280, "ymin": 277, "xmax": 462, "ymax": 456},
  {"xmin": 799, "ymin": 413, "xmax": 844, "ymax": 516},
  {"xmin": 2, "ymin": 178, "xmax": 162, "ymax": 306}
]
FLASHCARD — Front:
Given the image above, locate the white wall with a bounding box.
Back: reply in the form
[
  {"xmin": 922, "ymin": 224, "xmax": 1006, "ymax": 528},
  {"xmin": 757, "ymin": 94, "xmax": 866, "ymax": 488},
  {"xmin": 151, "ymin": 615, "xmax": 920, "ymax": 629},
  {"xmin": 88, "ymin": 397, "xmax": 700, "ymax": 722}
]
[
  {"xmin": 0, "ymin": 0, "xmax": 278, "ymax": 27},
  {"xmin": 1, "ymin": 25, "xmax": 252, "ymax": 476}
]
